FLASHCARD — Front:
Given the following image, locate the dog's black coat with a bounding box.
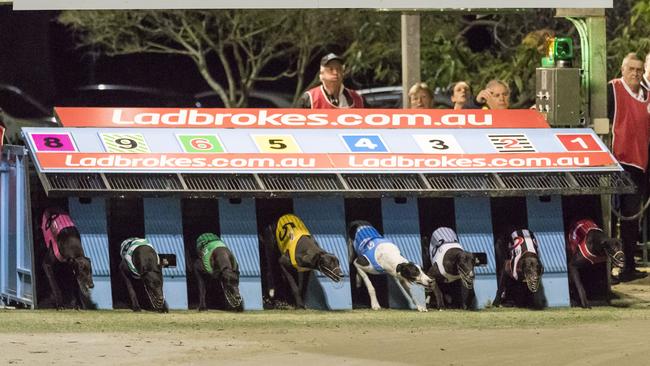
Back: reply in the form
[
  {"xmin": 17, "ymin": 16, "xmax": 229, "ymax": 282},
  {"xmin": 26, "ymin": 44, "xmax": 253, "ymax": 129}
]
[
  {"xmin": 41, "ymin": 210, "xmax": 94, "ymax": 310},
  {"xmin": 566, "ymin": 223, "xmax": 624, "ymax": 308},
  {"xmin": 424, "ymin": 242, "xmax": 478, "ymax": 310},
  {"xmin": 493, "ymin": 228, "xmax": 546, "ymax": 309},
  {"xmin": 260, "ymin": 217, "xmax": 343, "ymax": 309},
  {"xmin": 192, "ymin": 246, "xmax": 242, "ymax": 311},
  {"xmin": 119, "ymin": 244, "xmax": 168, "ymax": 313}
]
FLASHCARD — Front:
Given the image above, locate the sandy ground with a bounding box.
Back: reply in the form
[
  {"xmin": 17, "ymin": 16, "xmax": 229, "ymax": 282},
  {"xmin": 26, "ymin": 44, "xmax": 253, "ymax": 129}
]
[
  {"xmin": 2, "ymin": 269, "xmax": 650, "ymax": 366},
  {"xmin": 1, "ymin": 320, "xmax": 649, "ymax": 366}
]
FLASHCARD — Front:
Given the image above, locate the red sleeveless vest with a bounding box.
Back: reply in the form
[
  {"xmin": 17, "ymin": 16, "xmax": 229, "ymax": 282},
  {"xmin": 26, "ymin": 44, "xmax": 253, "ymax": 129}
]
[
  {"xmin": 567, "ymin": 219, "xmax": 606, "ymax": 264},
  {"xmin": 307, "ymin": 85, "xmax": 364, "ymax": 109},
  {"xmin": 611, "ymin": 78, "xmax": 650, "ymax": 171}
]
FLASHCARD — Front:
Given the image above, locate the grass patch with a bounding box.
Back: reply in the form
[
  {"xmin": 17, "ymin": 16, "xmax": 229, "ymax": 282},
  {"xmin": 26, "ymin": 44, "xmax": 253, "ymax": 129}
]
[{"xmin": 2, "ymin": 307, "xmax": 649, "ymax": 333}]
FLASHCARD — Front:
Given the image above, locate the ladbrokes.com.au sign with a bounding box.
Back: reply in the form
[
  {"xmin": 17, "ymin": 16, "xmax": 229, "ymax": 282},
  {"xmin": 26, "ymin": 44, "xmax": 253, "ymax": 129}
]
[{"xmin": 13, "ymin": 1, "xmax": 612, "ymax": 10}]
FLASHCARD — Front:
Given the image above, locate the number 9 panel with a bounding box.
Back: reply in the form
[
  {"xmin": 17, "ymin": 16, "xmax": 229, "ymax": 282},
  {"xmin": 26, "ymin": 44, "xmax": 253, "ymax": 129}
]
[{"xmin": 100, "ymin": 133, "xmax": 151, "ymax": 153}]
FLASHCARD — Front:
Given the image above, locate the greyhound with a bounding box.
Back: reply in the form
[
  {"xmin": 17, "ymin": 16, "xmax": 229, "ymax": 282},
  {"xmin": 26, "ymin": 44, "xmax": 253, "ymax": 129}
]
[
  {"xmin": 261, "ymin": 213, "xmax": 343, "ymax": 309},
  {"xmin": 347, "ymin": 220, "xmax": 432, "ymax": 312},
  {"xmin": 426, "ymin": 227, "xmax": 479, "ymax": 310},
  {"xmin": 193, "ymin": 233, "xmax": 242, "ymax": 311},
  {"xmin": 119, "ymin": 237, "xmax": 168, "ymax": 312},
  {"xmin": 494, "ymin": 228, "xmax": 545, "ymax": 309},
  {"xmin": 40, "ymin": 208, "xmax": 94, "ymax": 310},
  {"xmin": 566, "ymin": 219, "xmax": 625, "ymax": 308}
]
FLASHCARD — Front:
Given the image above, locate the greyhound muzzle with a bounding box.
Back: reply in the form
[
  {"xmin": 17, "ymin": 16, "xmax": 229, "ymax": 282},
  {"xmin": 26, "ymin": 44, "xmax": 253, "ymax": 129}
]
[
  {"xmin": 221, "ymin": 282, "xmax": 242, "ymax": 308},
  {"xmin": 525, "ymin": 275, "xmax": 541, "ymax": 293},
  {"xmin": 319, "ymin": 264, "xmax": 343, "ymax": 283},
  {"xmin": 610, "ymin": 251, "xmax": 625, "ymax": 268},
  {"xmin": 145, "ymin": 286, "xmax": 165, "ymax": 311},
  {"xmin": 459, "ymin": 268, "xmax": 474, "ymax": 290}
]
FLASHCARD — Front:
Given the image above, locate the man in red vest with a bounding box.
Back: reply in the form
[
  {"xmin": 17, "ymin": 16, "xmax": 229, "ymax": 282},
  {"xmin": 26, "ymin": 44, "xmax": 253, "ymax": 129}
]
[
  {"xmin": 608, "ymin": 53, "xmax": 650, "ymax": 282},
  {"xmin": 296, "ymin": 53, "xmax": 364, "ymax": 109}
]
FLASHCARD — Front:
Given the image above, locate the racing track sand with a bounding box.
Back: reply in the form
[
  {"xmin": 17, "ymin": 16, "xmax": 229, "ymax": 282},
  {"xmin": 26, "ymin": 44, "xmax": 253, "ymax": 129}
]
[{"xmin": 2, "ymin": 271, "xmax": 650, "ymax": 366}]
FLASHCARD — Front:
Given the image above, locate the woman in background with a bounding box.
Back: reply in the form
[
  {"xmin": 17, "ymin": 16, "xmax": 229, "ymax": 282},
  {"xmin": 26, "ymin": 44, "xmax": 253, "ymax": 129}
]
[{"xmin": 408, "ymin": 82, "xmax": 434, "ymax": 109}]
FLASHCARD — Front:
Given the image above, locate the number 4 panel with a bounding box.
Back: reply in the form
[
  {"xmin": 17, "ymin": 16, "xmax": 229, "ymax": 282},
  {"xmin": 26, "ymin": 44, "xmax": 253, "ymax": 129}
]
[{"xmin": 100, "ymin": 133, "xmax": 151, "ymax": 153}]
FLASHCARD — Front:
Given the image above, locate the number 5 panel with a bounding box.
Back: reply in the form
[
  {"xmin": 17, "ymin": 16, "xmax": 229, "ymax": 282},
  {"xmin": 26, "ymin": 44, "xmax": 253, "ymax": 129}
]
[
  {"xmin": 251, "ymin": 135, "xmax": 302, "ymax": 153},
  {"xmin": 412, "ymin": 134, "xmax": 464, "ymax": 154},
  {"xmin": 99, "ymin": 133, "xmax": 151, "ymax": 153}
]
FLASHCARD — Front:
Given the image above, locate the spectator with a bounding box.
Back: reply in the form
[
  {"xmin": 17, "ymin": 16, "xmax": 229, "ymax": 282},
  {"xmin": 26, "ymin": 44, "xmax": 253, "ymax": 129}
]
[
  {"xmin": 449, "ymin": 81, "xmax": 472, "ymax": 110},
  {"xmin": 476, "ymin": 79, "xmax": 510, "ymax": 110},
  {"xmin": 296, "ymin": 53, "xmax": 364, "ymax": 109},
  {"xmin": 608, "ymin": 52, "xmax": 649, "ymax": 282},
  {"xmin": 407, "ymin": 82, "xmax": 434, "ymax": 109}
]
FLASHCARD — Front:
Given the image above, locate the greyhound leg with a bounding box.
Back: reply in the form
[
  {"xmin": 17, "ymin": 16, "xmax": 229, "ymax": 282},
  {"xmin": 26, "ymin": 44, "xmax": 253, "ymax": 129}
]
[
  {"xmin": 397, "ymin": 277, "xmax": 428, "ymax": 312},
  {"xmin": 353, "ymin": 260, "xmax": 380, "ymax": 310},
  {"xmin": 430, "ymin": 280, "xmax": 445, "ymax": 310},
  {"xmin": 42, "ymin": 261, "xmax": 64, "ymax": 310},
  {"xmin": 569, "ymin": 264, "xmax": 590, "ymax": 309},
  {"xmin": 194, "ymin": 259, "xmax": 208, "ymax": 311},
  {"xmin": 493, "ymin": 271, "xmax": 506, "ymax": 307},
  {"xmin": 119, "ymin": 262, "xmax": 141, "ymax": 312},
  {"xmin": 279, "ymin": 255, "xmax": 304, "ymax": 309}
]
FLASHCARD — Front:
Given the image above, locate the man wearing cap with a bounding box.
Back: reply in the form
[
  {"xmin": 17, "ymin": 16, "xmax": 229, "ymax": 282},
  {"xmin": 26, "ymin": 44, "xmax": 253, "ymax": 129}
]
[{"xmin": 296, "ymin": 53, "xmax": 364, "ymax": 109}]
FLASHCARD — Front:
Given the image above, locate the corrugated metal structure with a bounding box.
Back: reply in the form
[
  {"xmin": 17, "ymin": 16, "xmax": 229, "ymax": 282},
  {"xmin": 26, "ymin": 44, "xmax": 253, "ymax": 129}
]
[
  {"xmin": 295, "ymin": 197, "xmax": 352, "ymax": 310},
  {"xmin": 68, "ymin": 198, "xmax": 112, "ymax": 309},
  {"xmin": 0, "ymin": 145, "xmax": 34, "ymax": 308},
  {"xmin": 382, "ymin": 197, "xmax": 426, "ymax": 310},
  {"xmin": 218, "ymin": 198, "xmax": 263, "ymax": 310},
  {"xmin": 526, "ymin": 195, "xmax": 571, "ymax": 307},
  {"xmin": 455, "ymin": 197, "xmax": 497, "ymax": 309},
  {"xmin": 144, "ymin": 198, "xmax": 188, "ymax": 309}
]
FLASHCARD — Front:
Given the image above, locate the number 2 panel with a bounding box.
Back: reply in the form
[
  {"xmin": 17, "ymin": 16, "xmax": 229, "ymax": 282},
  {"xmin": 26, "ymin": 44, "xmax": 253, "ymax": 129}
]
[
  {"xmin": 100, "ymin": 133, "xmax": 151, "ymax": 153},
  {"xmin": 413, "ymin": 134, "xmax": 464, "ymax": 154}
]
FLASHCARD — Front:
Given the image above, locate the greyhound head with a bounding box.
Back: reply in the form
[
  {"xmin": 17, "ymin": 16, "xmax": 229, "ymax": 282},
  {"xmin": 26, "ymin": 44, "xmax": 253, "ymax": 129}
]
[
  {"xmin": 603, "ymin": 238, "xmax": 625, "ymax": 269},
  {"xmin": 520, "ymin": 255, "xmax": 543, "ymax": 293},
  {"xmin": 70, "ymin": 256, "xmax": 94, "ymax": 296},
  {"xmin": 455, "ymin": 251, "xmax": 476, "ymax": 290},
  {"xmin": 317, "ymin": 252, "xmax": 343, "ymax": 282},
  {"xmin": 141, "ymin": 268, "xmax": 166, "ymax": 312},
  {"xmin": 213, "ymin": 247, "xmax": 242, "ymax": 308},
  {"xmin": 396, "ymin": 262, "xmax": 433, "ymax": 287}
]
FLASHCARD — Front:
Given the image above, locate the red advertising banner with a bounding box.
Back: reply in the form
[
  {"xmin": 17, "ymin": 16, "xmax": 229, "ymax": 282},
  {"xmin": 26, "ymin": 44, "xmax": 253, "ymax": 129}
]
[
  {"xmin": 54, "ymin": 107, "xmax": 550, "ymax": 129},
  {"xmin": 35, "ymin": 151, "xmax": 616, "ymax": 172}
]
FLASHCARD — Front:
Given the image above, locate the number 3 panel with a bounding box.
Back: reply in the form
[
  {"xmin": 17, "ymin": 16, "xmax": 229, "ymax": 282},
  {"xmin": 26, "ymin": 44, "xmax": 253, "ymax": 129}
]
[
  {"xmin": 412, "ymin": 134, "xmax": 464, "ymax": 154},
  {"xmin": 100, "ymin": 133, "xmax": 151, "ymax": 153}
]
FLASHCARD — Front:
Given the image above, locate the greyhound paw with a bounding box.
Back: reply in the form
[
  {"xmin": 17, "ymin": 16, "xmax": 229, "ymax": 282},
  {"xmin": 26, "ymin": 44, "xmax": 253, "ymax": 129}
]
[
  {"xmin": 198, "ymin": 306, "xmax": 208, "ymax": 312},
  {"xmin": 269, "ymin": 289, "xmax": 275, "ymax": 299},
  {"xmin": 417, "ymin": 305, "xmax": 428, "ymax": 312},
  {"xmin": 132, "ymin": 307, "xmax": 142, "ymax": 312},
  {"xmin": 371, "ymin": 304, "xmax": 381, "ymax": 311}
]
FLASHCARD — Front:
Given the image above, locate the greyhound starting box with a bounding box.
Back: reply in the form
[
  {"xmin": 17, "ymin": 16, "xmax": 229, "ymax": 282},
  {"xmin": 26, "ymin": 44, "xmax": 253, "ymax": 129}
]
[{"xmin": 12, "ymin": 107, "xmax": 634, "ymax": 310}]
